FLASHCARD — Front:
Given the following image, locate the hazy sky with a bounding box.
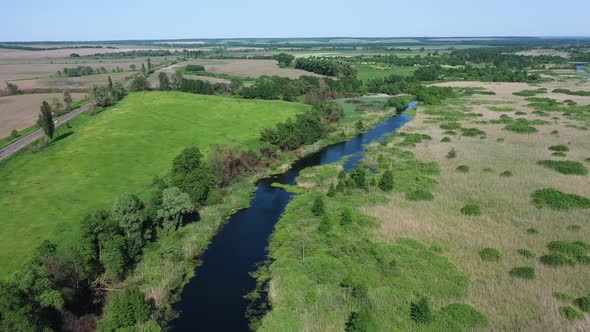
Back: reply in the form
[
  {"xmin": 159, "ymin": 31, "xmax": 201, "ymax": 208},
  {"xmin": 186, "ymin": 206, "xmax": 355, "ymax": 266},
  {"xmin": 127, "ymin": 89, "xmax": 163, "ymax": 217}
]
[{"xmin": 3, "ymin": 0, "xmax": 589, "ymax": 41}]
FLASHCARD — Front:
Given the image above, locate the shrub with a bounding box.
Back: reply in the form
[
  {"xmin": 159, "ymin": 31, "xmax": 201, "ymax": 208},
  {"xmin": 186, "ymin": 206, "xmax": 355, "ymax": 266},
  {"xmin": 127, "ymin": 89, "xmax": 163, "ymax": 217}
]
[
  {"xmin": 548, "ymin": 144, "xmax": 569, "ymax": 152},
  {"xmin": 10, "ymin": 129, "xmax": 19, "ymax": 139},
  {"xmin": 509, "ymin": 266, "xmax": 535, "ymax": 279},
  {"xmin": 526, "ymin": 227, "xmax": 539, "ymax": 235},
  {"xmin": 378, "ymin": 169, "xmax": 394, "ymax": 192},
  {"xmin": 410, "ymin": 296, "xmax": 432, "ymax": 324},
  {"xmin": 440, "ymin": 122, "xmax": 461, "ymax": 130},
  {"xmin": 551, "ymin": 151, "xmax": 567, "ymax": 157},
  {"xmin": 559, "ymin": 306, "xmax": 583, "ymax": 321},
  {"xmin": 447, "ymin": 148, "xmax": 457, "ymax": 159},
  {"xmin": 567, "ymin": 224, "xmax": 582, "ymax": 232},
  {"xmin": 515, "ymin": 111, "xmax": 527, "ymax": 115},
  {"xmin": 98, "ymin": 288, "xmax": 151, "ymax": 331},
  {"xmin": 479, "ymin": 248, "xmax": 502, "ymax": 262},
  {"xmin": 441, "ymin": 137, "xmax": 451, "ymax": 142},
  {"xmin": 171, "ymin": 147, "xmax": 214, "ymax": 206},
  {"xmin": 311, "ymin": 195, "xmax": 325, "ymax": 216},
  {"xmin": 185, "ymin": 64, "xmax": 205, "ymax": 72},
  {"xmin": 551, "ymin": 130, "xmax": 559, "ymax": 135},
  {"xmin": 440, "ymin": 303, "xmax": 488, "ymax": 328},
  {"xmin": 482, "ymin": 167, "xmax": 494, "ymax": 173},
  {"xmin": 461, "ymin": 204, "xmax": 481, "ymax": 216},
  {"xmin": 539, "ymin": 253, "xmax": 576, "ymax": 267},
  {"xmin": 504, "ymin": 121, "xmax": 538, "ymax": 133},
  {"xmin": 547, "ymin": 241, "xmax": 588, "ymax": 257},
  {"xmin": 406, "ymin": 190, "xmax": 434, "ymax": 201},
  {"xmin": 500, "ymin": 170, "xmax": 513, "ymax": 177},
  {"xmin": 531, "ymin": 188, "xmax": 590, "ymax": 210},
  {"xmin": 553, "ymin": 292, "xmax": 575, "ymax": 301},
  {"xmin": 517, "ymin": 248, "xmax": 535, "ymax": 259},
  {"xmin": 456, "ymin": 165, "xmax": 470, "ymax": 173},
  {"xmin": 576, "ymin": 255, "xmax": 590, "ymax": 264},
  {"xmin": 537, "ymin": 160, "xmax": 588, "ymax": 175},
  {"xmin": 574, "ymin": 296, "xmax": 590, "ymax": 312},
  {"xmin": 340, "ymin": 209, "xmax": 353, "ymax": 225},
  {"xmin": 496, "ymin": 137, "xmax": 505, "ymax": 142},
  {"xmin": 443, "ymin": 130, "xmax": 457, "ymax": 136},
  {"xmin": 460, "ymin": 127, "xmax": 486, "ymax": 137},
  {"xmin": 318, "ymin": 215, "xmax": 333, "ymax": 233}
]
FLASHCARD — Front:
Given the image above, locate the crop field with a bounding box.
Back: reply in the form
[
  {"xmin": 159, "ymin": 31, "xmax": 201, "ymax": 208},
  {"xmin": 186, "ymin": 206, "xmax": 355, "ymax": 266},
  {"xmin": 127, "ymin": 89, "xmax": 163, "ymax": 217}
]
[
  {"xmin": 187, "ymin": 59, "xmax": 325, "ymax": 79},
  {"xmin": 0, "ymin": 92, "xmax": 86, "ymax": 138},
  {"xmin": 0, "ymin": 46, "xmax": 170, "ymax": 59},
  {"xmin": 364, "ymin": 80, "xmax": 590, "ymax": 330},
  {"xmin": 355, "ymin": 64, "xmax": 417, "ymax": 80},
  {"xmin": 0, "ymin": 91, "xmax": 306, "ymax": 275}
]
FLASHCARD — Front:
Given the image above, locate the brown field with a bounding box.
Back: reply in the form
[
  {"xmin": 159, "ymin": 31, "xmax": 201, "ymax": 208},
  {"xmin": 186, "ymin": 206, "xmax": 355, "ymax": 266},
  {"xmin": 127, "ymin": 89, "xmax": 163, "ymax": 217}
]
[
  {"xmin": 0, "ymin": 92, "xmax": 85, "ymax": 138},
  {"xmin": 366, "ymin": 80, "xmax": 590, "ymax": 331},
  {"xmin": 188, "ymin": 59, "xmax": 325, "ymax": 79},
  {"xmin": 0, "ymin": 47, "xmax": 171, "ymax": 59}
]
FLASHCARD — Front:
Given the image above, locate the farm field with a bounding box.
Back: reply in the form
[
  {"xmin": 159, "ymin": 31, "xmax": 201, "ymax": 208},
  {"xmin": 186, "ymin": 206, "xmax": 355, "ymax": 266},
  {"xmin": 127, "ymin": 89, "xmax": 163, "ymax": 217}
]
[
  {"xmin": 0, "ymin": 92, "xmax": 86, "ymax": 138},
  {"xmin": 356, "ymin": 64, "xmax": 417, "ymax": 80},
  {"xmin": 0, "ymin": 91, "xmax": 306, "ymax": 275},
  {"xmin": 187, "ymin": 59, "xmax": 325, "ymax": 79}
]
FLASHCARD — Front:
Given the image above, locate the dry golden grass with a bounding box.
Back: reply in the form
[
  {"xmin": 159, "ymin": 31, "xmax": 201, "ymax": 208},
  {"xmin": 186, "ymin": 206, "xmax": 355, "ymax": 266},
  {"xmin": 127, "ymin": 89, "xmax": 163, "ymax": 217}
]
[
  {"xmin": 187, "ymin": 59, "xmax": 325, "ymax": 79},
  {"xmin": 366, "ymin": 81, "xmax": 590, "ymax": 331}
]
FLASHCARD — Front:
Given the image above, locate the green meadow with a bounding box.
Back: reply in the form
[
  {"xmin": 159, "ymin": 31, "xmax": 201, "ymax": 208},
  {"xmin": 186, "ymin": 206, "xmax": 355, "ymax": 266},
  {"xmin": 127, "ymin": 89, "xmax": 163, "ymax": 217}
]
[{"xmin": 0, "ymin": 91, "xmax": 306, "ymax": 275}]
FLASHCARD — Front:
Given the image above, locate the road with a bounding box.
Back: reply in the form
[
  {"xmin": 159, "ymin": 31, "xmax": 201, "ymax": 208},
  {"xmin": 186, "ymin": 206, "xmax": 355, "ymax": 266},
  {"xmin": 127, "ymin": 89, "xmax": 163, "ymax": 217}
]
[{"xmin": 0, "ymin": 102, "xmax": 93, "ymax": 160}]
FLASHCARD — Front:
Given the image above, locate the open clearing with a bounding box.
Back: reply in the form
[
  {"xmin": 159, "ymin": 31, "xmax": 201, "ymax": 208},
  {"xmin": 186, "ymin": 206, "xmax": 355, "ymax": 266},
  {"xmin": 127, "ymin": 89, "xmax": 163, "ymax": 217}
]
[
  {"xmin": 0, "ymin": 92, "xmax": 86, "ymax": 138},
  {"xmin": 0, "ymin": 91, "xmax": 306, "ymax": 275},
  {"xmin": 187, "ymin": 59, "xmax": 325, "ymax": 79},
  {"xmin": 366, "ymin": 80, "xmax": 590, "ymax": 331}
]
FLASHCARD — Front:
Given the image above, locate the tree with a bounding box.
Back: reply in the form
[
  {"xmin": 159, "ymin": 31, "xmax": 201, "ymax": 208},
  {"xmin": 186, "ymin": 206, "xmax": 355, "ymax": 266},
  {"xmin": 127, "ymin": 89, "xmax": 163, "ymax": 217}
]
[
  {"xmin": 129, "ymin": 64, "xmax": 136, "ymax": 71},
  {"xmin": 158, "ymin": 72, "xmax": 171, "ymax": 91},
  {"xmin": 63, "ymin": 89, "xmax": 73, "ymax": 111},
  {"xmin": 99, "ymin": 234, "xmax": 127, "ymax": 281},
  {"xmin": 5, "ymin": 82, "xmax": 21, "ymax": 95},
  {"xmin": 355, "ymin": 120, "xmax": 364, "ymax": 131},
  {"xmin": 111, "ymin": 193, "xmax": 146, "ymax": 259},
  {"xmin": 107, "ymin": 76, "xmax": 113, "ymax": 90},
  {"xmin": 10, "ymin": 129, "xmax": 19, "ymax": 139},
  {"xmin": 378, "ymin": 169, "xmax": 394, "ymax": 192},
  {"xmin": 129, "ymin": 76, "xmax": 150, "ymax": 91},
  {"xmin": 147, "ymin": 58, "xmax": 152, "ymax": 73},
  {"xmin": 51, "ymin": 97, "xmax": 64, "ymax": 116},
  {"xmin": 171, "ymin": 147, "xmax": 214, "ymax": 206},
  {"xmin": 318, "ymin": 215, "xmax": 332, "ymax": 233},
  {"xmin": 311, "ymin": 195, "xmax": 325, "ymax": 216},
  {"xmin": 447, "ymin": 148, "xmax": 457, "ymax": 159},
  {"xmin": 141, "ymin": 63, "xmax": 146, "ymax": 75},
  {"xmin": 171, "ymin": 72, "xmax": 183, "ymax": 90},
  {"xmin": 349, "ymin": 167, "xmax": 367, "ymax": 189},
  {"xmin": 327, "ymin": 184, "xmax": 337, "ymax": 197},
  {"xmin": 37, "ymin": 101, "xmax": 54, "ymax": 142},
  {"xmin": 157, "ymin": 187, "xmax": 194, "ymax": 231},
  {"xmin": 272, "ymin": 53, "xmax": 295, "ymax": 66}
]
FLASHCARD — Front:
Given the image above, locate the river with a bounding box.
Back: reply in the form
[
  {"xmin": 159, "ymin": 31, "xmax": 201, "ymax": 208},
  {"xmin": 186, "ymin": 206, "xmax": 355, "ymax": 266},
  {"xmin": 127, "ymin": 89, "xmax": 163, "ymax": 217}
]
[{"xmin": 171, "ymin": 101, "xmax": 417, "ymax": 331}]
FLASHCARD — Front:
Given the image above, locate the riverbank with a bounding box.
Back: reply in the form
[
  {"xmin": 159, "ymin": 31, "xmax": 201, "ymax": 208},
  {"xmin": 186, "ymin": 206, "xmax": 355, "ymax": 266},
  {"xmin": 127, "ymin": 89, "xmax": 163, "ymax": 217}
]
[{"xmin": 115, "ymin": 96, "xmax": 403, "ymax": 329}]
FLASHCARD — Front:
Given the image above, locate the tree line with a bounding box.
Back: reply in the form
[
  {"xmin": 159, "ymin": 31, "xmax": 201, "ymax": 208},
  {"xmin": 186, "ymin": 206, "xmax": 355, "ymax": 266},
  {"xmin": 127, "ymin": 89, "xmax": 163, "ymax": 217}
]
[{"xmin": 295, "ymin": 57, "xmax": 357, "ymax": 78}]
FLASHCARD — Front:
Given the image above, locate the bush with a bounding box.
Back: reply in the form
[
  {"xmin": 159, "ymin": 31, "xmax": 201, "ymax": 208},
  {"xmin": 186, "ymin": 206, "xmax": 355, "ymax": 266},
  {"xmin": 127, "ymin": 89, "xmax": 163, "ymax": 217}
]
[
  {"xmin": 185, "ymin": 64, "xmax": 205, "ymax": 72},
  {"xmin": 479, "ymin": 248, "xmax": 502, "ymax": 262},
  {"xmin": 340, "ymin": 209, "xmax": 353, "ymax": 225},
  {"xmin": 98, "ymin": 288, "xmax": 151, "ymax": 331},
  {"xmin": 311, "ymin": 195, "xmax": 325, "ymax": 216},
  {"xmin": 456, "ymin": 165, "xmax": 470, "ymax": 173},
  {"xmin": 440, "ymin": 303, "xmax": 488, "ymax": 328},
  {"xmin": 500, "ymin": 170, "xmax": 513, "ymax": 177},
  {"xmin": 551, "ymin": 151, "xmax": 567, "ymax": 157},
  {"xmin": 574, "ymin": 296, "xmax": 590, "ymax": 312},
  {"xmin": 559, "ymin": 306, "xmax": 584, "ymax": 321},
  {"xmin": 526, "ymin": 227, "xmax": 539, "ymax": 235},
  {"xmin": 443, "ymin": 130, "xmax": 457, "ymax": 136},
  {"xmin": 461, "ymin": 204, "xmax": 481, "ymax": 216},
  {"xmin": 447, "ymin": 148, "xmax": 457, "ymax": 159},
  {"xmin": 567, "ymin": 224, "xmax": 582, "ymax": 232},
  {"xmin": 547, "ymin": 240, "xmax": 588, "ymax": 257},
  {"xmin": 378, "ymin": 169, "xmax": 394, "ymax": 192},
  {"xmin": 460, "ymin": 127, "xmax": 486, "ymax": 137},
  {"xmin": 10, "ymin": 129, "xmax": 19, "ymax": 139},
  {"xmin": 482, "ymin": 167, "xmax": 494, "ymax": 173},
  {"xmin": 509, "ymin": 266, "xmax": 535, "ymax": 279},
  {"xmin": 441, "ymin": 137, "xmax": 451, "ymax": 142},
  {"xmin": 553, "ymin": 292, "xmax": 575, "ymax": 301},
  {"xmin": 539, "ymin": 253, "xmax": 576, "ymax": 267},
  {"xmin": 496, "ymin": 137, "xmax": 505, "ymax": 142},
  {"xmin": 517, "ymin": 248, "xmax": 535, "ymax": 259},
  {"xmin": 548, "ymin": 144, "xmax": 569, "ymax": 152},
  {"xmin": 551, "ymin": 130, "xmax": 559, "ymax": 135},
  {"xmin": 536, "ymin": 160, "xmax": 588, "ymax": 175},
  {"xmin": 410, "ymin": 296, "xmax": 433, "ymax": 324},
  {"xmin": 171, "ymin": 147, "xmax": 214, "ymax": 206},
  {"xmin": 576, "ymin": 255, "xmax": 590, "ymax": 264},
  {"xmin": 531, "ymin": 188, "xmax": 590, "ymax": 210},
  {"xmin": 406, "ymin": 190, "xmax": 434, "ymax": 201}
]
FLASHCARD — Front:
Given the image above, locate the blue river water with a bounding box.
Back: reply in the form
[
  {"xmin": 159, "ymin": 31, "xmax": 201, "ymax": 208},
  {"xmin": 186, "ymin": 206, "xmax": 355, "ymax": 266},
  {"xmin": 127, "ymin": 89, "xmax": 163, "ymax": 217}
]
[{"xmin": 171, "ymin": 101, "xmax": 417, "ymax": 331}]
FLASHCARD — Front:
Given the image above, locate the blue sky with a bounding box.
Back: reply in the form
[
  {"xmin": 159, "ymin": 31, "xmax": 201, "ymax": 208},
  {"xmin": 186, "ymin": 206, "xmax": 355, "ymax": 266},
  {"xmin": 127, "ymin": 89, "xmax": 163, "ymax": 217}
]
[{"xmin": 3, "ymin": 0, "xmax": 589, "ymax": 41}]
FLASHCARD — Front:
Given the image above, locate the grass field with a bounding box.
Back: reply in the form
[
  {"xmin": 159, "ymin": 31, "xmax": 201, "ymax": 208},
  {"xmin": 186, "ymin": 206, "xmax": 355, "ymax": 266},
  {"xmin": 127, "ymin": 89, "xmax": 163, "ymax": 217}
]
[
  {"xmin": 366, "ymin": 81, "xmax": 590, "ymax": 330},
  {"xmin": 0, "ymin": 91, "xmax": 306, "ymax": 275},
  {"xmin": 355, "ymin": 64, "xmax": 417, "ymax": 80}
]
